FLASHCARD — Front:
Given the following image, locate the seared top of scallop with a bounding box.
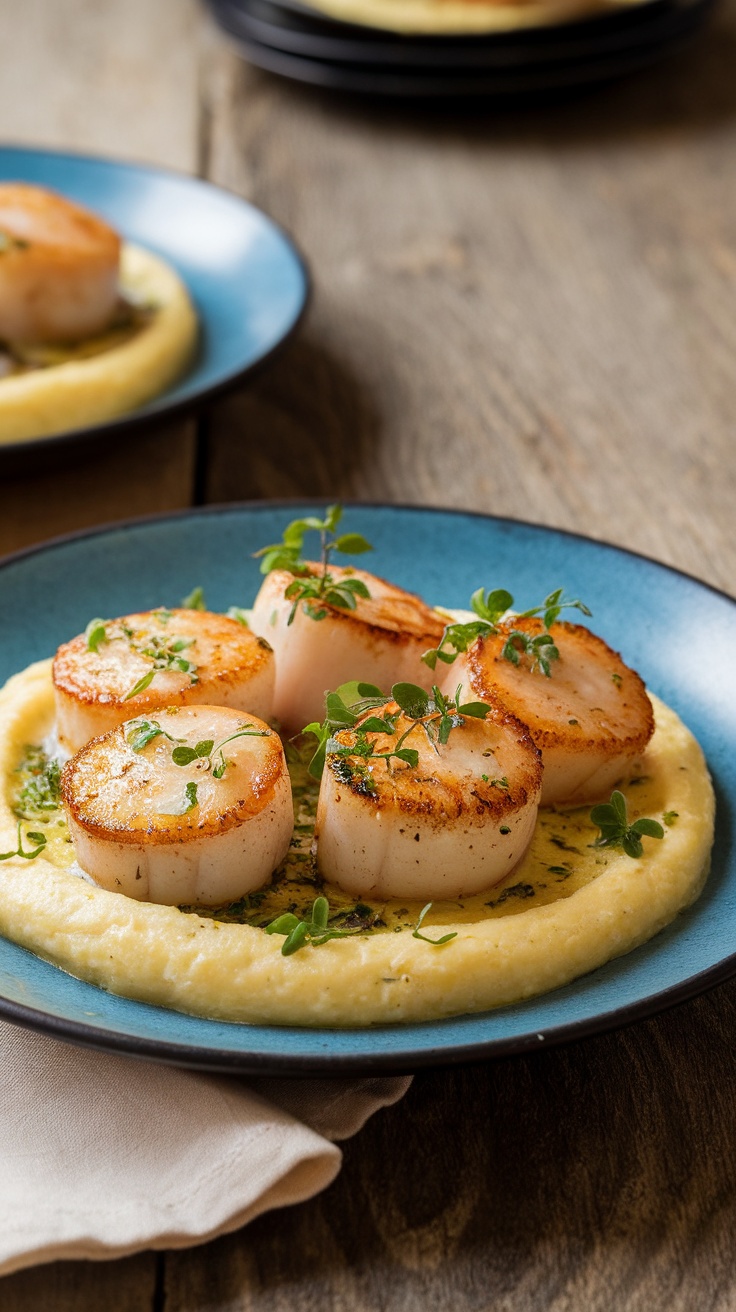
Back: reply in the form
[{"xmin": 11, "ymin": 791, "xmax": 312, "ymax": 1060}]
[
  {"xmin": 0, "ymin": 183, "xmax": 121, "ymax": 260},
  {"xmin": 261, "ymin": 563, "xmax": 446, "ymax": 643},
  {"xmin": 466, "ymin": 618, "xmax": 654, "ymax": 755},
  {"xmin": 53, "ymin": 608, "xmax": 273, "ymax": 712},
  {"xmin": 326, "ymin": 699, "xmax": 541, "ymax": 823},
  {"xmin": 62, "ymin": 705, "xmax": 285, "ymax": 844}
]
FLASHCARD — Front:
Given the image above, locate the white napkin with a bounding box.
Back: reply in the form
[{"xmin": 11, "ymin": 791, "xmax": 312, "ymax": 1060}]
[{"xmin": 0, "ymin": 1019, "xmax": 411, "ymax": 1276}]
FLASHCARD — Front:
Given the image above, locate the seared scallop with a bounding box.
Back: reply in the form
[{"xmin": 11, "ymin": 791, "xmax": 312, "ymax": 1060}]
[
  {"xmin": 249, "ymin": 564, "xmax": 445, "ymax": 733},
  {"xmin": 61, "ymin": 705, "xmax": 292, "ymax": 906},
  {"xmin": 0, "ymin": 183, "xmax": 121, "ymax": 344},
  {"xmin": 314, "ymin": 698, "xmax": 542, "ymax": 901},
  {"xmin": 451, "ymin": 618, "xmax": 654, "ymax": 806},
  {"xmin": 53, "ymin": 608, "xmax": 275, "ymax": 754}
]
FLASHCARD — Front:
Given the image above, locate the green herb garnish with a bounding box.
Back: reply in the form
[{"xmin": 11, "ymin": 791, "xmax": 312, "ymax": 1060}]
[
  {"xmin": 85, "ymin": 618, "xmax": 108, "ymax": 653},
  {"xmin": 590, "ymin": 790, "xmax": 664, "ymax": 859},
  {"xmin": 124, "ymin": 635, "xmax": 198, "ymax": 700},
  {"xmin": 254, "ymin": 504, "xmax": 373, "ymax": 625},
  {"xmin": 181, "ymin": 586, "xmax": 207, "ymax": 611},
  {"xmin": 303, "ymin": 681, "xmax": 491, "ymax": 783},
  {"xmin": 161, "ymin": 781, "xmax": 199, "ymax": 817},
  {"xmin": 423, "ymin": 586, "xmax": 591, "ymax": 678},
  {"xmin": 0, "ymin": 822, "xmax": 47, "ymax": 861},
  {"xmin": 14, "ymin": 746, "xmax": 62, "ymax": 820},
  {"xmin": 265, "ymin": 895, "xmax": 363, "ymax": 955},
  {"xmin": 412, "ymin": 903, "xmax": 457, "ymax": 946}
]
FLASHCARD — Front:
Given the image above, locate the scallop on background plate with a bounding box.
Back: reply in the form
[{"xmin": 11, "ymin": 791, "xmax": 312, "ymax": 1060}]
[
  {"xmin": 0, "ymin": 147, "xmax": 309, "ymax": 467},
  {"xmin": 0, "ymin": 503, "xmax": 734, "ymax": 1074}
]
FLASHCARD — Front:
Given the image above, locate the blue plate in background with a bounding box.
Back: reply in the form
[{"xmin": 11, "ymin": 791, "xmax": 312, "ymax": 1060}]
[
  {"xmin": 0, "ymin": 503, "xmax": 733, "ymax": 1074},
  {"xmin": 0, "ymin": 147, "xmax": 309, "ymax": 460}
]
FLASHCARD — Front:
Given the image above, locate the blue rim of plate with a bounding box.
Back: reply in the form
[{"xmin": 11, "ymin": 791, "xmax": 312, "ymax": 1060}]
[
  {"xmin": 0, "ymin": 147, "xmax": 310, "ymax": 461},
  {"xmin": 0, "ymin": 501, "xmax": 734, "ymax": 1075}
]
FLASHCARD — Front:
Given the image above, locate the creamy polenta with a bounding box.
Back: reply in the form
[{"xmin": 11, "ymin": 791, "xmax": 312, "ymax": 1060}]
[
  {"xmin": 0, "ymin": 659, "xmax": 714, "ymax": 1028},
  {"xmin": 0, "ymin": 244, "xmax": 197, "ymax": 444},
  {"xmin": 297, "ymin": 0, "xmax": 651, "ymax": 34}
]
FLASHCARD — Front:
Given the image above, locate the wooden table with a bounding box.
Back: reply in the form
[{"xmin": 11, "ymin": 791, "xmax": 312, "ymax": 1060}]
[{"xmin": 3, "ymin": 0, "xmax": 736, "ymax": 1305}]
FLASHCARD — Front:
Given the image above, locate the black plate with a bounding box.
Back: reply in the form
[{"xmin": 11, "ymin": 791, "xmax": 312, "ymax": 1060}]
[{"xmin": 208, "ymin": 0, "xmax": 713, "ymax": 94}]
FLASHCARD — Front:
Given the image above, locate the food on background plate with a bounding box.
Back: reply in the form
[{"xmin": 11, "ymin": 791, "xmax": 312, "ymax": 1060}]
[
  {"xmin": 53, "ymin": 606, "xmax": 275, "ymax": 753},
  {"xmin": 0, "ymin": 183, "xmax": 197, "ymax": 443},
  {"xmin": 0, "ymin": 508, "xmax": 716, "ymax": 1027},
  {"xmin": 294, "ymin": 0, "xmax": 652, "ymax": 34}
]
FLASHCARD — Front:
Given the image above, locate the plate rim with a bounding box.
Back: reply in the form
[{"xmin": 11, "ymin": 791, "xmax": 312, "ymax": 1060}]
[
  {"xmin": 0, "ymin": 498, "xmax": 734, "ymax": 1076},
  {"xmin": 0, "ymin": 144, "xmax": 311, "ymax": 461}
]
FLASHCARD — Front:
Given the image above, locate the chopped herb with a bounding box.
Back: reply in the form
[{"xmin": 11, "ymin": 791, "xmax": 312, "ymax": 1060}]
[
  {"xmin": 265, "ymin": 895, "xmax": 364, "ymax": 955},
  {"xmin": 181, "ymin": 586, "xmax": 207, "ymax": 611},
  {"xmin": 0, "ymin": 821, "xmax": 47, "ymax": 861},
  {"xmin": 499, "ymin": 825, "xmax": 511, "ymax": 835},
  {"xmin": 590, "ymin": 790, "xmax": 664, "ymax": 859},
  {"xmin": 481, "ymin": 773, "xmax": 489, "ymax": 782},
  {"xmin": 85, "ymin": 617, "xmax": 108, "ymax": 653},
  {"xmin": 612, "ymin": 672, "xmax": 623, "ymax": 687},
  {"xmin": 490, "ymin": 776, "xmax": 509, "ymax": 790},
  {"xmin": 254, "ymin": 505, "xmax": 373, "ymax": 625},
  {"xmin": 14, "ymin": 746, "xmax": 62, "ymax": 820},
  {"xmin": 486, "ymin": 882, "xmax": 536, "ymax": 908},
  {"xmin": 412, "ymin": 903, "xmax": 457, "ymax": 945},
  {"xmin": 226, "ymin": 606, "xmax": 250, "ymax": 626},
  {"xmin": 161, "ymin": 781, "xmax": 199, "ymax": 817},
  {"xmin": 303, "ymin": 681, "xmax": 491, "ymax": 783},
  {"xmin": 663, "ymin": 811, "xmax": 679, "ymax": 827}
]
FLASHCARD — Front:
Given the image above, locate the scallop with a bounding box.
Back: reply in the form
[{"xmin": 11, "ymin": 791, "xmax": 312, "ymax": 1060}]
[
  {"xmin": 314, "ymin": 698, "xmax": 542, "ymax": 901},
  {"xmin": 0, "ymin": 183, "xmax": 121, "ymax": 344},
  {"xmin": 53, "ymin": 608, "xmax": 275, "ymax": 754},
  {"xmin": 451, "ymin": 618, "xmax": 654, "ymax": 805},
  {"xmin": 61, "ymin": 705, "xmax": 293, "ymax": 906},
  {"xmin": 249, "ymin": 564, "xmax": 446, "ymax": 733}
]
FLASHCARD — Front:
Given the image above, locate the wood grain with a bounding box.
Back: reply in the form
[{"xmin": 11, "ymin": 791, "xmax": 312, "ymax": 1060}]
[
  {"xmin": 202, "ymin": 0, "xmax": 736, "ymax": 594},
  {"xmin": 3, "ymin": 0, "xmax": 736, "ymax": 1306}
]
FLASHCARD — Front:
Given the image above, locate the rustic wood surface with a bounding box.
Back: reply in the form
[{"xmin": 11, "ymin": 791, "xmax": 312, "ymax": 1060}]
[{"xmin": 2, "ymin": 0, "xmax": 736, "ymax": 1306}]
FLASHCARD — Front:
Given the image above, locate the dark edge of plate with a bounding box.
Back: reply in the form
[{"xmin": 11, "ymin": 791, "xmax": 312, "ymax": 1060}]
[
  {"xmin": 263, "ymin": 0, "xmax": 673, "ymax": 37},
  {"xmin": 207, "ymin": 2, "xmax": 705, "ymax": 95},
  {"xmin": 0, "ymin": 498, "xmax": 733, "ymax": 1075},
  {"xmin": 225, "ymin": 0, "xmax": 710, "ymax": 66},
  {"xmin": 0, "ymin": 146, "xmax": 311, "ymax": 471}
]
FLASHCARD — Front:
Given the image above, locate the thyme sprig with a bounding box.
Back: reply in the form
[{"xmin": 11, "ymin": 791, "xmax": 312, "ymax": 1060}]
[
  {"xmin": 127, "ymin": 719, "xmax": 268, "ymax": 780},
  {"xmin": 0, "ymin": 821, "xmax": 47, "ymax": 861},
  {"xmin": 254, "ymin": 504, "xmax": 373, "ymax": 625},
  {"xmin": 412, "ymin": 903, "xmax": 458, "ymax": 946},
  {"xmin": 590, "ymin": 790, "xmax": 664, "ymax": 859},
  {"xmin": 302, "ymin": 681, "xmax": 491, "ymax": 783},
  {"xmin": 265, "ymin": 895, "xmax": 363, "ymax": 956},
  {"xmin": 423, "ymin": 586, "xmax": 591, "ymax": 678},
  {"xmin": 13, "ymin": 745, "xmax": 62, "ymax": 820}
]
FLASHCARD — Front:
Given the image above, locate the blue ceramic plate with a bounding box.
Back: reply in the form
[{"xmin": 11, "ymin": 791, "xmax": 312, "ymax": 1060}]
[
  {"xmin": 0, "ymin": 504, "xmax": 733, "ymax": 1074},
  {"xmin": 0, "ymin": 147, "xmax": 309, "ymax": 457}
]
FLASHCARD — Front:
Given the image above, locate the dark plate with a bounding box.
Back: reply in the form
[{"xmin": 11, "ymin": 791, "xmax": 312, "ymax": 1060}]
[
  {"xmin": 0, "ymin": 503, "xmax": 734, "ymax": 1075},
  {"xmin": 207, "ymin": 0, "xmax": 713, "ymax": 91},
  {"xmin": 223, "ymin": 0, "xmax": 705, "ymax": 66},
  {"xmin": 0, "ymin": 148, "xmax": 309, "ymax": 469}
]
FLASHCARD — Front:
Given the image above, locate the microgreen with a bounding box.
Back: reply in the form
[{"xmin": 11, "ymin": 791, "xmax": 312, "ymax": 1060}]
[
  {"xmin": 423, "ymin": 586, "xmax": 591, "ymax": 679},
  {"xmin": 13, "ymin": 746, "xmax": 62, "ymax": 820},
  {"xmin": 589, "ymin": 790, "xmax": 665, "ymax": 859},
  {"xmin": 161, "ymin": 781, "xmax": 199, "ymax": 817},
  {"xmin": 124, "ymin": 635, "xmax": 198, "ymax": 701},
  {"xmin": 129, "ymin": 720, "xmax": 269, "ymax": 779},
  {"xmin": 0, "ymin": 821, "xmax": 47, "ymax": 861},
  {"xmin": 412, "ymin": 903, "xmax": 457, "ymax": 946},
  {"xmin": 126, "ymin": 719, "xmax": 183, "ymax": 752},
  {"xmin": 181, "ymin": 586, "xmax": 207, "ymax": 611},
  {"xmin": 265, "ymin": 895, "xmax": 363, "ymax": 955},
  {"xmin": 303, "ymin": 681, "xmax": 491, "ymax": 783},
  {"xmin": 254, "ymin": 504, "xmax": 373, "ymax": 625},
  {"xmin": 85, "ymin": 618, "xmax": 108, "ymax": 653}
]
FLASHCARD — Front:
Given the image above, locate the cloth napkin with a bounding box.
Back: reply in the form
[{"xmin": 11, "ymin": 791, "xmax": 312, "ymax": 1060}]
[{"xmin": 0, "ymin": 1019, "xmax": 411, "ymax": 1276}]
